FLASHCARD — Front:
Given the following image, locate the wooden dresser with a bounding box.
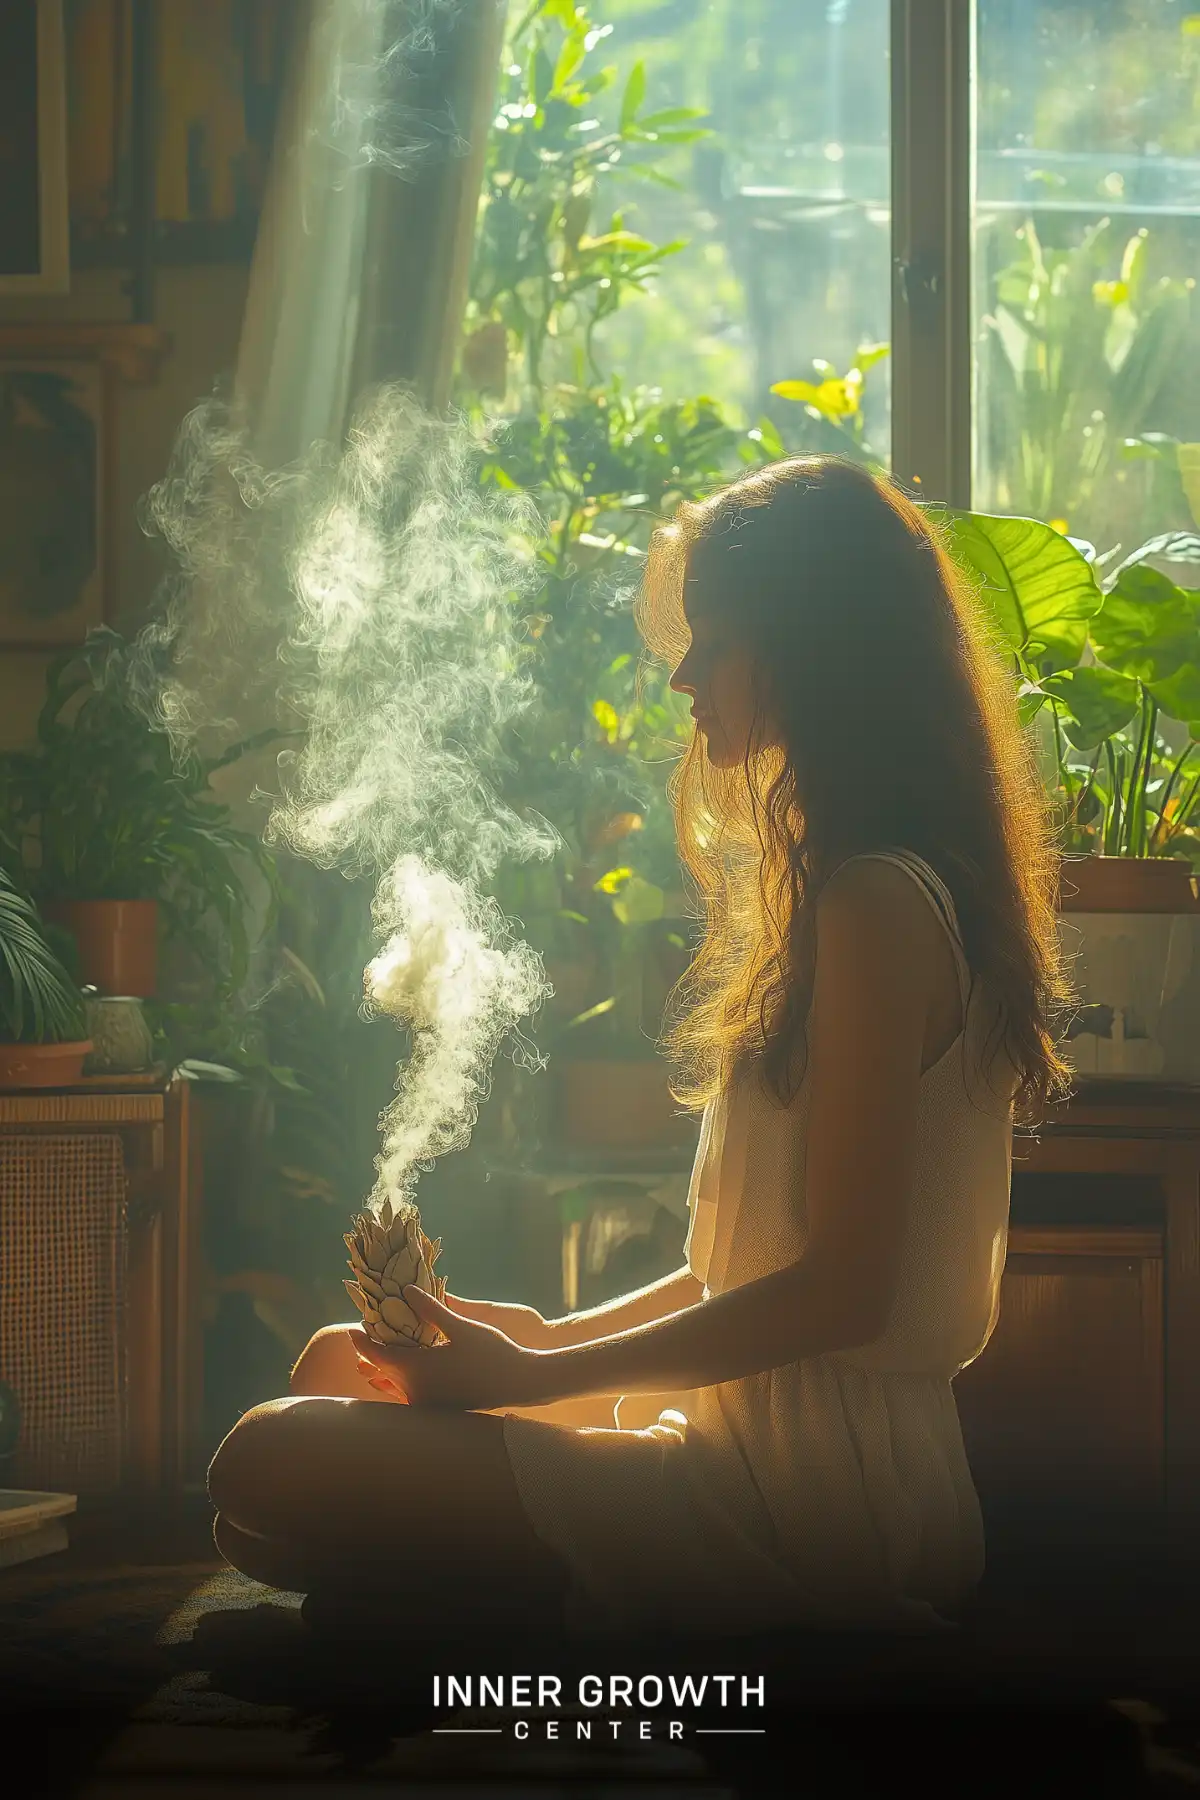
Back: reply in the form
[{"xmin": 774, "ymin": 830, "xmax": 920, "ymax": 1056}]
[
  {"xmin": 954, "ymin": 1081, "xmax": 1200, "ymax": 1551},
  {"xmin": 0, "ymin": 1073, "xmax": 201, "ymax": 1495}
]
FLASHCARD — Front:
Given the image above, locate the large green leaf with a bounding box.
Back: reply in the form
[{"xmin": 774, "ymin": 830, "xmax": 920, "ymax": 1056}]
[
  {"xmin": 1090, "ymin": 565, "xmax": 1200, "ymax": 684},
  {"xmin": 1041, "ymin": 665, "xmax": 1140, "ymax": 750},
  {"xmin": 1145, "ymin": 662, "xmax": 1200, "ymax": 734},
  {"xmin": 944, "ymin": 511, "xmax": 1103, "ymax": 673}
]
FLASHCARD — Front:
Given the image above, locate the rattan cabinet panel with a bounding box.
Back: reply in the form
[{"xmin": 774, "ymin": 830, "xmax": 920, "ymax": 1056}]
[{"xmin": 0, "ymin": 1077, "xmax": 198, "ymax": 1494}]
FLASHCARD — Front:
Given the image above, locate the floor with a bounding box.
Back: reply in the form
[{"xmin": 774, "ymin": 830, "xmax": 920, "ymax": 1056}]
[{"xmin": 3, "ymin": 1495, "xmax": 1200, "ymax": 1798}]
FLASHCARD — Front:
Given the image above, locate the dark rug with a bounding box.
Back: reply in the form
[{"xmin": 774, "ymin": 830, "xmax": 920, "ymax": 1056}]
[
  {"xmin": 0, "ymin": 1558, "xmax": 218, "ymax": 1704},
  {"xmin": 47, "ymin": 1568, "xmax": 1188, "ymax": 1795},
  {"xmin": 3, "ymin": 1537, "xmax": 1200, "ymax": 1795}
]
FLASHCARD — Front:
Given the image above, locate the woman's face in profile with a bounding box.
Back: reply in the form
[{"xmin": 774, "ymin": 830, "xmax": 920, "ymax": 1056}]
[{"xmin": 669, "ymin": 577, "xmax": 766, "ymax": 770}]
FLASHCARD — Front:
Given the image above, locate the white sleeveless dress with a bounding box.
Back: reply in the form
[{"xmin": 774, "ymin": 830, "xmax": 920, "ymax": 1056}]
[{"xmin": 501, "ymin": 849, "xmax": 1018, "ymax": 1640}]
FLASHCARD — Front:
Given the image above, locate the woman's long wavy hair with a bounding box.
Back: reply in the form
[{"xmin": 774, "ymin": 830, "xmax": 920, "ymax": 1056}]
[{"xmin": 635, "ymin": 454, "xmax": 1074, "ymax": 1126}]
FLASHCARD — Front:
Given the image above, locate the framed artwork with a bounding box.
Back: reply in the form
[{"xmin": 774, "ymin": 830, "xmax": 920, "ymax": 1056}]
[
  {"xmin": 67, "ymin": 0, "xmax": 295, "ymax": 266},
  {"xmin": 0, "ymin": 322, "xmax": 165, "ymax": 652},
  {"xmin": 0, "ymin": 359, "xmax": 106, "ymax": 648},
  {"xmin": 0, "ymin": 0, "xmax": 70, "ymax": 295}
]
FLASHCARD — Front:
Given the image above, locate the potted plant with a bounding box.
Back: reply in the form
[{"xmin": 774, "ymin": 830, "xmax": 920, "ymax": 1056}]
[
  {"xmin": 975, "ymin": 216, "xmax": 1192, "ymax": 555},
  {"xmin": 554, "ymin": 862, "xmax": 697, "ymax": 1154},
  {"xmin": 460, "ymin": 3, "xmax": 905, "ymax": 1156},
  {"xmin": 945, "ymin": 509, "xmax": 1200, "ymax": 1079},
  {"xmin": 0, "ymin": 627, "xmax": 280, "ymax": 1002},
  {"xmin": 457, "ymin": 1, "xmax": 774, "ymax": 1156},
  {"xmin": 0, "ymin": 864, "xmax": 90, "ymax": 1087}
]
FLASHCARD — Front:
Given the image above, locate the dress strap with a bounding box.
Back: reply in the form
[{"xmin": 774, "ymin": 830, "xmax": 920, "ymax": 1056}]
[{"xmin": 832, "ymin": 848, "xmax": 972, "ymax": 1010}]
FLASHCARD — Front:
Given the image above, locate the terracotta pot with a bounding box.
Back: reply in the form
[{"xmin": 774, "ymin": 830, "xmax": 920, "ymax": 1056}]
[
  {"xmin": 44, "ymin": 900, "xmax": 158, "ymax": 997},
  {"xmin": 0, "ymin": 1041, "xmax": 93, "ymax": 1089},
  {"xmin": 559, "ymin": 1058, "xmax": 696, "ymax": 1151},
  {"xmin": 1057, "ymin": 855, "xmax": 1200, "ymax": 914}
]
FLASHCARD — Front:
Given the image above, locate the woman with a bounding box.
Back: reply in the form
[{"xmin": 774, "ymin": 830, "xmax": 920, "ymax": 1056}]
[{"xmin": 208, "ymin": 454, "xmax": 1071, "ymax": 1642}]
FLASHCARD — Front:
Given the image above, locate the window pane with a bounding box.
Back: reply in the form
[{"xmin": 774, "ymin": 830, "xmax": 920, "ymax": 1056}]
[
  {"xmin": 973, "ymin": 0, "xmax": 1200, "ymax": 552},
  {"xmin": 587, "ymin": 0, "xmax": 892, "ymax": 461}
]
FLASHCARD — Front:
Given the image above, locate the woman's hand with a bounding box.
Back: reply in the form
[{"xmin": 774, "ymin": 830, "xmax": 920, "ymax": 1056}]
[
  {"xmin": 438, "ymin": 1292, "xmax": 554, "ymax": 1350},
  {"xmin": 349, "ymin": 1286, "xmax": 540, "ymax": 1411}
]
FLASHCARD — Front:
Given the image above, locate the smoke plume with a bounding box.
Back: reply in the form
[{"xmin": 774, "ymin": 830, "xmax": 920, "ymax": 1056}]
[{"xmin": 137, "ymin": 385, "xmax": 556, "ymax": 1213}]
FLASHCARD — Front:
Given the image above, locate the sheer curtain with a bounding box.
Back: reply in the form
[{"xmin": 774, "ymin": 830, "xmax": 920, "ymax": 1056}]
[
  {"xmin": 235, "ymin": 0, "xmax": 505, "ymax": 465},
  {"xmin": 208, "ymin": 1, "xmax": 506, "ymax": 974}
]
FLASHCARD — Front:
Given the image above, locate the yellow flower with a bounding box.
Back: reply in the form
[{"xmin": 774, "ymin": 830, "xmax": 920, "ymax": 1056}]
[{"xmin": 770, "ymin": 367, "xmax": 863, "ymax": 419}]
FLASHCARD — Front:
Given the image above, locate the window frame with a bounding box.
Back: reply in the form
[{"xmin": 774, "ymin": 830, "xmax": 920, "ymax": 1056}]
[{"xmin": 889, "ymin": 0, "xmax": 975, "ymax": 507}]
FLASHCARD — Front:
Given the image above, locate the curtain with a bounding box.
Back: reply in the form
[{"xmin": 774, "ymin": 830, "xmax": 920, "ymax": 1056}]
[
  {"xmin": 235, "ymin": 0, "xmax": 506, "ymax": 464},
  {"xmin": 211, "ymin": 3, "xmax": 510, "ymax": 1231}
]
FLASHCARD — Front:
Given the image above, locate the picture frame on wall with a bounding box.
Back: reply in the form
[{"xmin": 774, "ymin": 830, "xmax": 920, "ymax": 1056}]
[
  {"xmin": 67, "ymin": 0, "xmax": 294, "ymax": 268},
  {"xmin": 0, "ymin": 0, "xmax": 70, "ymax": 297},
  {"xmin": 0, "ymin": 323, "xmax": 168, "ymax": 652},
  {"xmin": 0, "ymin": 356, "xmax": 107, "ymax": 649}
]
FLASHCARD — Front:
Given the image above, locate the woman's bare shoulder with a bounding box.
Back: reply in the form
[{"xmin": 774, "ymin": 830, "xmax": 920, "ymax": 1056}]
[{"xmin": 815, "ymin": 854, "xmax": 943, "ymax": 953}]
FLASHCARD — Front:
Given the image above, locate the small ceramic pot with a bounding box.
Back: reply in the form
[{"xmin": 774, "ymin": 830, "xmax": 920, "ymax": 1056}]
[{"xmin": 82, "ymin": 995, "xmax": 155, "ymax": 1074}]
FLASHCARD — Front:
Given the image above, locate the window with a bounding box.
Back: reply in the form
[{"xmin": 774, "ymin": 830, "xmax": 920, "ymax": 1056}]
[
  {"xmin": 580, "ymin": 1, "xmax": 1198, "ymax": 547},
  {"xmin": 595, "ymin": 0, "xmax": 892, "ymax": 465},
  {"xmin": 974, "ymin": 0, "xmax": 1200, "ymax": 552}
]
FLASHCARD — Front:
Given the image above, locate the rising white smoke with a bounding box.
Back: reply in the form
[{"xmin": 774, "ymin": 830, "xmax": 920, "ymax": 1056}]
[
  {"xmin": 137, "ymin": 384, "xmax": 557, "ymax": 1214},
  {"xmin": 131, "ymin": 0, "xmax": 561, "ymax": 1218},
  {"xmin": 313, "ymin": 0, "xmax": 467, "ymax": 177}
]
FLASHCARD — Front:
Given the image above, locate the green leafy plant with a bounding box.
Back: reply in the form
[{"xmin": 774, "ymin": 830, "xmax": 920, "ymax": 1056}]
[
  {"xmin": 0, "ymin": 627, "xmax": 284, "ymax": 995},
  {"xmin": 465, "ymin": 0, "xmax": 708, "ymax": 399},
  {"xmin": 459, "ymin": 1, "xmax": 791, "ymax": 1080},
  {"xmin": 770, "ymin": 343, "xmax": 890, "ymax": 464},
  {"xmin": 944, "ymin": 510, "xmax": 1200, "ymax": 863},
  {"xmin": 576, "ymin": 863, "xmax": 696, "ymax": 1057},
  {"xmin": 978, "ymin": 217, "xmax": 1194, "ymax": 549},
  {"xmin": 0, "ymin": 863, "xmax": 85, "ymax": 1044}
]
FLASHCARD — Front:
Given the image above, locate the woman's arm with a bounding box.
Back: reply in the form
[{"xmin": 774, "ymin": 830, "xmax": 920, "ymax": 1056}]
[
  {"xmin": 445, "ymin": 1264, "xmax": 703, "ymax": 1352},
  {"xmin": 506, "ymin": 860, "xmax": 935, "ymax": 1405},
  {"xmin": 438, "ymin": 1296, "xmax": 555, "ymax": 1349},
  {"xmin": 544, "ymin": 1264, "xmax": 705, "ymax": 1348}
]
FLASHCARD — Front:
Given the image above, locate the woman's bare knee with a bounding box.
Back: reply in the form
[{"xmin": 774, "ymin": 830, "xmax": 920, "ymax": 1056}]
[
  {"xmin": 207, "ymin": 1395, "xmax": 320, "ymax": 1522},
  {"xmin": 206, "ymin": 1399, "xmax": 271, "ymax": 1517},
  {"xmin": 290, "ymin": 1322, "xmax": 389, "ymax": 1399},
  {"xmin": 290, "ymin": 1323, "xmax": 351, "ymax": 1394}
]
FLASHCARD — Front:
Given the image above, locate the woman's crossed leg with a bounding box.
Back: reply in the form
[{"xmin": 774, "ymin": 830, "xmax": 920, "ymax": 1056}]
[{"xmin": 206, "ymin": 1321, "xmax": 611, "ymax": 1635}]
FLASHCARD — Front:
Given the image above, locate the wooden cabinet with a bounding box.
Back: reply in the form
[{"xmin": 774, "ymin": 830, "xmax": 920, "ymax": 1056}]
[
  {"xmin": 954, "ymin": 1084, "xmax": 1200, "ymax": 1549},
  {"xmin": 0, "ymin": 1075, "xmax": 202, "ymax": 1495},
  {"xmin": 954, "ymin": 1225, "xmax": 1163, "ymax": 1526}
]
